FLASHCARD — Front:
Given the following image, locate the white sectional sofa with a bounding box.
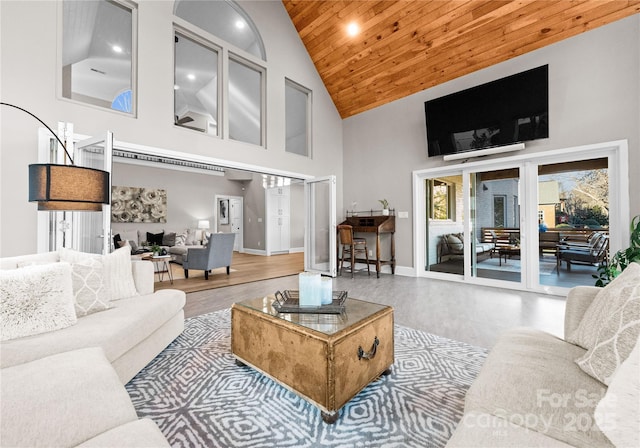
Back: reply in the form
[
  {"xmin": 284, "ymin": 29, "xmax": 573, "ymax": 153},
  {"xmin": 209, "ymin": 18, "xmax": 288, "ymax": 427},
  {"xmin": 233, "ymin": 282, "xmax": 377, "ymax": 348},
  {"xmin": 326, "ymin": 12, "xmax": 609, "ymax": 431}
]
[
  {"xmin": 0, "ymin": 249, "xmax": 186, "ymax": 447},
  {"xmin": 447, "ymin": 264, "xmax": 640, "ymax": 448}
]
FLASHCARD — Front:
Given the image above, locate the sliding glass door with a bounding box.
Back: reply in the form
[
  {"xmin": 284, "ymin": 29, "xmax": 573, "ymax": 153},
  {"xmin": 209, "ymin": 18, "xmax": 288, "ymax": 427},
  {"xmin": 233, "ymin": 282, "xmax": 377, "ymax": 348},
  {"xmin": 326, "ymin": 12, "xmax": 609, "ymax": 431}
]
[
  {"xmin": 416, "ymin": 141, "xmax": 628, "ymax": 294},
  {"xmin": 470, "ymin": 167, "xmax": 522, "ymax": 284},
  {"xmin": 424, "ymin": 165, "xmax": 523, "ymax": 287},
  {"xmin": 425, "ymin": 173, "xmax": 465, "ymax": 276},
  {"xmin": 536, "ymin": 158, "xmax": 609, "ymax": 289}
]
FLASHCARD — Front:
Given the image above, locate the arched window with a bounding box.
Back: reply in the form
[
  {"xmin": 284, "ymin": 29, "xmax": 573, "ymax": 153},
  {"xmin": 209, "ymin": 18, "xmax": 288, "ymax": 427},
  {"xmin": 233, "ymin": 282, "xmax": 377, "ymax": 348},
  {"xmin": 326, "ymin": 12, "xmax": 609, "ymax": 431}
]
[
  {"xmin": 174, "ymin": 0, "xmax": 266, "ymax": 146},
  {"xmin": 174, "ymin": 0, "xmax": 265, "ymax": 61}
]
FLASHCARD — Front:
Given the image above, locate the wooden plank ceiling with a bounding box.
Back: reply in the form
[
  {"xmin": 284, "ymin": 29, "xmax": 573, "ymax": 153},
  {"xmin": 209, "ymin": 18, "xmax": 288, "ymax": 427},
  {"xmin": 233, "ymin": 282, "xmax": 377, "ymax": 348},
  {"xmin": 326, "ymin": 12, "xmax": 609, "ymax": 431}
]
[{"xmin": 283, "ymin": 0, "xmax": 640, "ymax": 118}]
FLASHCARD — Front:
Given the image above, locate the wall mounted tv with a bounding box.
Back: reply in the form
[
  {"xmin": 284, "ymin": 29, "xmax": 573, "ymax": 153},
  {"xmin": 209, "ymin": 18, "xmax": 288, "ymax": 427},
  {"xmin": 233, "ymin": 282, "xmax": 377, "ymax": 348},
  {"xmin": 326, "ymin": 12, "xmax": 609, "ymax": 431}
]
[{"xmin": 425, "ymin": 65, "xmax": 548, "ymax": 158}]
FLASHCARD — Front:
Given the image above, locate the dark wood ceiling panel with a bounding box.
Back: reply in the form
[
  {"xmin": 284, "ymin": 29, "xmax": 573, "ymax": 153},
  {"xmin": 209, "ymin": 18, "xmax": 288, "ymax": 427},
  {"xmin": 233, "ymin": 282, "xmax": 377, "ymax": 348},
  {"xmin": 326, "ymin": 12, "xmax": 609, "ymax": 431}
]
[{"xmin": 283, "ymin": 0, "xmax": 640, "ymax": 118}]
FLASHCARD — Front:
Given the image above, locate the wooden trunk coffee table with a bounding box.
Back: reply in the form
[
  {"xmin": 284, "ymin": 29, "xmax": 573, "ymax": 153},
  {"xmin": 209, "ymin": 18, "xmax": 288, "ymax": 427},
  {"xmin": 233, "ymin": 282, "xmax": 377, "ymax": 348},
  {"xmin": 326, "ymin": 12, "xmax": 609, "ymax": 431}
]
[{"xmin": 231, "ymin": 296, "xmax": 394, "ymax": 423}]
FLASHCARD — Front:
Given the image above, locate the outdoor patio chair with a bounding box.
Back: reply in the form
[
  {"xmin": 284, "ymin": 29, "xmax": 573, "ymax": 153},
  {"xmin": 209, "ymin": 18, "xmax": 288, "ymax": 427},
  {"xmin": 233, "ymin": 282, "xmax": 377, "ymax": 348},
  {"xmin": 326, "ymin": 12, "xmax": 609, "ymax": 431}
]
[{"xmin": 557, "ymin": 233, "xmax": 608, "ymax": 271}]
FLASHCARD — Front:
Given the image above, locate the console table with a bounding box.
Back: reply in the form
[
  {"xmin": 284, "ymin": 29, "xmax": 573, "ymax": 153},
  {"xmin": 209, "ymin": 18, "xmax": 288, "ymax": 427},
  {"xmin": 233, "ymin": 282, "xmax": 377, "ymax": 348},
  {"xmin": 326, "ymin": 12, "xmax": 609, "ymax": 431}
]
[{"xmin": 339, "ymin": 212, "xmax": 396, "ymax": 278}]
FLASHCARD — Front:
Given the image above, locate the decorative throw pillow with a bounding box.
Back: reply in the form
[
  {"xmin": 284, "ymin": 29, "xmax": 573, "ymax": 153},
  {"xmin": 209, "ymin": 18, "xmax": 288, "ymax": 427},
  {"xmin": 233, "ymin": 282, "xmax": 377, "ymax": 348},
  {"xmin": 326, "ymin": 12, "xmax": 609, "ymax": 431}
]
[
  {"xmin": 162, "ymin": 232, "xmax": 176, "ymax": 247},
  {"xmin": 594, "ymin": 335, "xmax": 640, "ymax": 447},
  {"xmin": 568, "ymin": 262, "xmax": 640, "ymax": 350},
  {"xmin": 146, "ymin": 231, "xmax": 164, "ymax": 246},
  {"xmin": 59, "ymin": 247, "xmax": 139, "ymax": 301},
  {"xmin": 575, "ymin": 282, "xmax": 640, "ymax": 384},
  {"xmin": 113, "ymin": 233, "xmax": 122, "ymax": 249},
  {"xmin": 185, "ymin": 229, "xmax": 197, "ymax": 246},
  {"xmin": 175, "ymin": 232, "xmax": 187, "ymax": 246},
  {"xmin": 70, "ymin": 257, "xmax": 111, "ymax": 317},
  {"xmin": 0, "ymin": 263, "xmax": 77, "ymax": 341},
  {"xmin": 445, "ymin": 234, "xmax": 463, "ymax": 253},
  {"xmin": 128, "ymin": 240, "xmax": 139, "ymax": 252}
]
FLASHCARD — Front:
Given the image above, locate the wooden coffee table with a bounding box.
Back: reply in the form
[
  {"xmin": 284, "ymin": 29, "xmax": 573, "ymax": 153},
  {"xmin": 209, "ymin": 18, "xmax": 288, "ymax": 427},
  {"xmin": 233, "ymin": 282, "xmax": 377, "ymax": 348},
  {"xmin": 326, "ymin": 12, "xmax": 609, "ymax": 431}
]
[{"xmin": 231, "ymin": 296, "xmax": 394, "ymax": 423}]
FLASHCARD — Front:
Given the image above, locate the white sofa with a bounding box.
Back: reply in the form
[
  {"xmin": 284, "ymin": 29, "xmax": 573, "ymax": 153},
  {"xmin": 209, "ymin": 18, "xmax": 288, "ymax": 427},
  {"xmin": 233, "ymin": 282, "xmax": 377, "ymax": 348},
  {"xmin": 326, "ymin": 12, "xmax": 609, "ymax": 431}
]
[
  {"xmin": 447, "ymin": 266, "xmax": 640, "ymax": 448},
  {"xmin": 0, "ymin": 250, "xmax": 186, "ymax": 447}
]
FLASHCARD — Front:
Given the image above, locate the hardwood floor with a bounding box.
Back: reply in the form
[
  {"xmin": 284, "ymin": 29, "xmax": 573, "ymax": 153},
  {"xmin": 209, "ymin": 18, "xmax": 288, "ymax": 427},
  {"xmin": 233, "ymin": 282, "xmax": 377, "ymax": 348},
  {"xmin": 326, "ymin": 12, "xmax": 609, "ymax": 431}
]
[{"xmin": 154, "ymin": 252, "xmax": 304, "ymax": 294}]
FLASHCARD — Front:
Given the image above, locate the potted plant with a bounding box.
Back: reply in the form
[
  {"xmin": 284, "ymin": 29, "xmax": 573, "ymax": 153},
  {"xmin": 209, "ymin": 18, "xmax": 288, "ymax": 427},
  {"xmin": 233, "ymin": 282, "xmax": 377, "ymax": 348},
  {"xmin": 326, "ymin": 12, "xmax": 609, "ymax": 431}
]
[
  {"xmin": 151, "ymin": 244, "xmax": 161, "ymax": 257},
  {"xmin": 379, "ymin": 199, "xmax": 390, "ymax": 216},
  {"xmin": 594, "ymin": 215, "xmax": 640, "ymax": 286}
]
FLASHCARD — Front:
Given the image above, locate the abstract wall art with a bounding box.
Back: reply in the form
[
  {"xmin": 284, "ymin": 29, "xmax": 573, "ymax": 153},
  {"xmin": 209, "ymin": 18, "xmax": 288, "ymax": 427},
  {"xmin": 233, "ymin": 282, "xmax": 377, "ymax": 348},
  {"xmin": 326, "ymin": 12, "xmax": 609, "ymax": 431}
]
[{"xmin": 111, "ymin": 186, "xmax": 167, "ymax": 223}]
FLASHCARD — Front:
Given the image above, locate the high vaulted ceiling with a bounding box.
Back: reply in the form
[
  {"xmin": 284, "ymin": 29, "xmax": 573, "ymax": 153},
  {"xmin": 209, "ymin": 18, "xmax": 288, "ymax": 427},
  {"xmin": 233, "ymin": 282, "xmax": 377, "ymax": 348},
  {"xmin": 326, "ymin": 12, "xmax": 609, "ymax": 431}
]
[{"xmin": 283, "ymin": 1, "xmax": 640, "ymax": 119}]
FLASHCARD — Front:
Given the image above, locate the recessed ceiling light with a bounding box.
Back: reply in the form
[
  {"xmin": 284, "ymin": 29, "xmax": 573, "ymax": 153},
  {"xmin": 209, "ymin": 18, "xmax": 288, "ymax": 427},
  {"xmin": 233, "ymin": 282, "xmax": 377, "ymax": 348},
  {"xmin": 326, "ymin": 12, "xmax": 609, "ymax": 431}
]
[
  {"xmin": 174, "ymin": 85, "xmax": 180, "ymax": 90},
  {"xmin": 235, "ymin": 20, "xmax": 245, "ymax": 29},
  {"xmin": 347, "ymin": 22, "xmax": 359, "ymax": 36},
  {"xmin": 112, "ymin": 45, "xmax": 123, "ymax": 53},
  {"xmin": 187, "ymin": 74, "xmax": 196, "ymax": 81}
]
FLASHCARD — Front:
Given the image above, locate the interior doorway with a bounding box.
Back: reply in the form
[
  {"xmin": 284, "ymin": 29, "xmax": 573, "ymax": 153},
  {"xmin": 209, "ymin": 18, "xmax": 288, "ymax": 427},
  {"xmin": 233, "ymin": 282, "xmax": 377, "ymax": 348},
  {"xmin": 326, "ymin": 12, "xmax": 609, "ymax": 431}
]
[{"xmin": 215, "ymin": 194, "xmax": 243, "ymax": 252}]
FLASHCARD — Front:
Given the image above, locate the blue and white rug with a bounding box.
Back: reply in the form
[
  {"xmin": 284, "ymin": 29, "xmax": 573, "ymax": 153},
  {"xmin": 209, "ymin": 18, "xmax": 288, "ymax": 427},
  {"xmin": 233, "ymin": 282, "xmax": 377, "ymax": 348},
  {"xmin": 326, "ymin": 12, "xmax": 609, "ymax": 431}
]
[{"xmin": 126, "ymin": 309, "xmax": 487, "ymax": 447}]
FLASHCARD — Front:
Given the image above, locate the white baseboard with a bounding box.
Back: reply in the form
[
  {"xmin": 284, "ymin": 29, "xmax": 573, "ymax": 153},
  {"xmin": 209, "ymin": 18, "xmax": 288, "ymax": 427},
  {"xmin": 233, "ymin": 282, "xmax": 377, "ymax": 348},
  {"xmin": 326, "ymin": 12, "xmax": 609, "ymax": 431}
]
[
  {"xmin": 243, "ymin": 248, "xmax": 268, "ymax": 256},
  {"xmin": 289, "ymin": 247, "xmax": 304, "ymax": 253}
]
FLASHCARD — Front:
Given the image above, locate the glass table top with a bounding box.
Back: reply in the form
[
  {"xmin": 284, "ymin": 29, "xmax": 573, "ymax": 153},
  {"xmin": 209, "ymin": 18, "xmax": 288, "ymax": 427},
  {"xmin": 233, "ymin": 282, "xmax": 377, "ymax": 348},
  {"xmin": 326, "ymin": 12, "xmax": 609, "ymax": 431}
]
[{"xmin": 235, "ymin": 295, "xmax": 390, "ymax": 336}]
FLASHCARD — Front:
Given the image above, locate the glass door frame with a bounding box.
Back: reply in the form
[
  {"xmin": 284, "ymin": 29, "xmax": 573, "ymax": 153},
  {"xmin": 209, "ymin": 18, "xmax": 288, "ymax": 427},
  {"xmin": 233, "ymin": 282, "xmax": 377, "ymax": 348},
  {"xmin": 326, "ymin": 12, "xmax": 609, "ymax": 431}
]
[
  {"xmin": 468, "ymin": 163, "xmax": 524, "ymax": 286},
  {"xmin": 73, "ymin": 132, "xmax": 113, "ymax": 255},
  {"xmin": 304, "ymin": 175, "xmax": 337, "ymax": 277},
  {"xmin": 413, "ymin": 139, "xmax": 630, "ymax": 295}
]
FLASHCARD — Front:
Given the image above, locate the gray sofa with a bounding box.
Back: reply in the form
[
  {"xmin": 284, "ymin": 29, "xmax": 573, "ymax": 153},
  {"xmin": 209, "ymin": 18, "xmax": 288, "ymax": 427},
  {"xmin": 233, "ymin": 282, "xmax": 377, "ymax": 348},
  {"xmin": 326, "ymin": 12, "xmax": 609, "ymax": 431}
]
[
  {"xmin": 446, "ymin": 286, "xmax": 620, "ymax": 447},
  {"xmin": 112, "ymin": 227, "xmax": 207, "ymax": 265},
  {"xmin": 0, "ymin": 251, "xmax": 186, "ymax": 447}
]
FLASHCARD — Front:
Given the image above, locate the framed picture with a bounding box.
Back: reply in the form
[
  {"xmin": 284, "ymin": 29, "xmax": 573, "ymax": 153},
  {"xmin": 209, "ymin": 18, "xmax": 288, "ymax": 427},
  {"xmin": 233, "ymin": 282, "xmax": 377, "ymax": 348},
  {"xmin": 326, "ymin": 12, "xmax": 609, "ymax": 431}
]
[
  {"xmin": 219, "ymin": 199, "xmax": 229, "ymax": 225},
  {"xmin": 111, "ymin": 186, "xmax": 167, "ymax": 223}
]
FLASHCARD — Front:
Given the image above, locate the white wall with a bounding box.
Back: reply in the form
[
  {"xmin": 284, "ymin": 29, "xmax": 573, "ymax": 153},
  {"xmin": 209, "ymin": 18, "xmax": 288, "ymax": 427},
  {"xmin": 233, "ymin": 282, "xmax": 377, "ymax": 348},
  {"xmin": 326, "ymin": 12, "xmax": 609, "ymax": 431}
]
[
  {"xmin": 0, "ymin": 0, "xmax": 343, "ymax": 256},
  {"xmin": 343, "ymin": 15, "xmax": 640, "ymax": 269},
  {"xmin": 111, "ymin": 162, "xmax": 245, "ymax": 237}
]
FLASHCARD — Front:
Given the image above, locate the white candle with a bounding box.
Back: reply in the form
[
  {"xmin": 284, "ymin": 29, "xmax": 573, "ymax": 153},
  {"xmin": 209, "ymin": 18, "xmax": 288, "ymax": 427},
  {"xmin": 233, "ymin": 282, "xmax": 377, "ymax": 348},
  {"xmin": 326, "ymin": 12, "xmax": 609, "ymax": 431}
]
[
  {"xmin": 320, "ymin": 277, "xmax": 333, "ymax": 305},
  {"xmin": 299, "ymin": 272, "xmax": 321, "ymax": 306}
]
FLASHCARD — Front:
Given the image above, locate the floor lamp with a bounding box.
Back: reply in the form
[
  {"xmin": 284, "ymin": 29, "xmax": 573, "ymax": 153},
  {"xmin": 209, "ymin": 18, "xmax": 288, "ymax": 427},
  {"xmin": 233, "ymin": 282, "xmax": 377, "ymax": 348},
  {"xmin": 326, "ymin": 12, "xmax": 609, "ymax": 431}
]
[{"xmin": 1, "ymin": 102, "xmax": 110, "ymax": 211}]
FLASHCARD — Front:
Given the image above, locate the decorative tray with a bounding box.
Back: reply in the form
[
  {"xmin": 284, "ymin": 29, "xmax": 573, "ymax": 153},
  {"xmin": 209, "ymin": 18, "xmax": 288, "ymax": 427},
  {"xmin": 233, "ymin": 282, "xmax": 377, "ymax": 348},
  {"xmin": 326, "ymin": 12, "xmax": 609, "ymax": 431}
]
[{"xmin": 273, "ymin": 290, "xmax": 347, "ymax": 314}]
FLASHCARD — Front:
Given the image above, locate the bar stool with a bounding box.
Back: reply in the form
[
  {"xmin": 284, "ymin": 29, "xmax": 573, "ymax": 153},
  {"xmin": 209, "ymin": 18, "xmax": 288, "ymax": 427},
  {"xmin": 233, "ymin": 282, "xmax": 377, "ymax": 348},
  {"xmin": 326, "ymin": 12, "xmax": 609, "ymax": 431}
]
[{"xmin": 337, "ymin": 224, "xmax": 370, "ymax": 278}]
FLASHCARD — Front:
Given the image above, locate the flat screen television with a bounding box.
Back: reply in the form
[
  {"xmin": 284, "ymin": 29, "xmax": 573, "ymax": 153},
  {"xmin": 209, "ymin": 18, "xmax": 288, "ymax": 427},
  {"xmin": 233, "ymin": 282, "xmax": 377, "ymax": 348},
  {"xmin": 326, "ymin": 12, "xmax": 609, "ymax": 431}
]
[{"xmin": 425, "ymin": 65, "xmax": 548, "ymax": 158}]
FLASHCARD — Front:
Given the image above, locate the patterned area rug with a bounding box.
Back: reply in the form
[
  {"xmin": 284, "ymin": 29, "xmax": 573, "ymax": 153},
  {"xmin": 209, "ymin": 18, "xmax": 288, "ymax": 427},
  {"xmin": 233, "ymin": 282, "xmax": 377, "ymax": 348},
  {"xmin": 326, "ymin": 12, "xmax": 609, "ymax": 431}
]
[{"xmin": 126, "ymin": 309, "xmax": 487, "ymax": 448}]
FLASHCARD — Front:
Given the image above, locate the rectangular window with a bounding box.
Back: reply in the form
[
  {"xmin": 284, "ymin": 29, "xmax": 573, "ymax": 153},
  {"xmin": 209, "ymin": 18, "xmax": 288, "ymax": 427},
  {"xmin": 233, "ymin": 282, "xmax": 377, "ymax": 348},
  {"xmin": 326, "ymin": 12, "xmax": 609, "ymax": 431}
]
[
  {"xmin": 62, "ymin": 0, "xmax": 136, "ymax": 114},
  {"xmin": 174, "ymin": 31, "xmax": 220, "ymax": 136},
  {"xmin": 229, "ymin": 55, "xmax": 264, "ymax": 146},
  {"xmin": 285, "ymin": 79, "xmax": 311, "ymax": 157},
  {"xmin": 493, "ymin": 195, "xmax": 506, "ymax": 227},
  {"xmin": 429, "ymin": 179, "xmax": 453, "ymax": 220}
]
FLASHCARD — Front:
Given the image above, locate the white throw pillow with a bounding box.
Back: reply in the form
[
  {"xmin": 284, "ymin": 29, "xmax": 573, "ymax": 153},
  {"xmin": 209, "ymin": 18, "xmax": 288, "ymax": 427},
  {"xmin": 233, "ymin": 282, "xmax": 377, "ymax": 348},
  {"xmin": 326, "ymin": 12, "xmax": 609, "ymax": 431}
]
[
  {"xmin": 0, "ymin": 263, "xmax": 77, "ymax": 341},
  {"xmin": 185, "ymin": 229, "xmax": 197, "ymax": 246},
  {"xmin": 568, "ymin": 263, "xmax": 640, "ymax": 350},
  {"xmin": 175, "ymin": 232, "xmax": 187, "ymax": 246},
  {"xmin": 595, "ymin": 335, "xmax": 640, "ymax": 448},
  {"xmin": 575, "ymin": 282, "xmax": 640, "ymax": 384},
  {"xmin": 70, "ymin": 257, "xmax": 112, "ymax": 317},
  {"xmin": 59, "ymin": 247, "xmax": 139, "ymax": 301},
  {"xmin": 103, "ymin": 246, "xmax": 139, "ymax": 300}
]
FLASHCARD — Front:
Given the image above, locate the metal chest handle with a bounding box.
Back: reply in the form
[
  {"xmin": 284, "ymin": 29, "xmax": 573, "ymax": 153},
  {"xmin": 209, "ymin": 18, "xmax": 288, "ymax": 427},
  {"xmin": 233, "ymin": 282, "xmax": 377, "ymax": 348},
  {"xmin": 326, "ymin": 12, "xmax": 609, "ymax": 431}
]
[{"xmin": 358, "ymin": 336, "xmax": 379, "ymax": 360}]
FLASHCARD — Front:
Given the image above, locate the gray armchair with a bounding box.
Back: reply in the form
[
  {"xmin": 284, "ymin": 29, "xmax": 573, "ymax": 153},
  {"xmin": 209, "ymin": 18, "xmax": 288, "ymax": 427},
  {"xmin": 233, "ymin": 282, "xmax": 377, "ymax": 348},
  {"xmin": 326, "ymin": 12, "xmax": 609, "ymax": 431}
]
[{"xmin": 183, "ymin": 233, "xmax": 236, "ymax": 280}]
